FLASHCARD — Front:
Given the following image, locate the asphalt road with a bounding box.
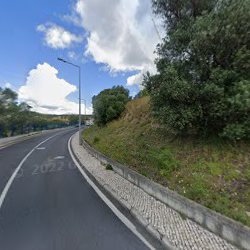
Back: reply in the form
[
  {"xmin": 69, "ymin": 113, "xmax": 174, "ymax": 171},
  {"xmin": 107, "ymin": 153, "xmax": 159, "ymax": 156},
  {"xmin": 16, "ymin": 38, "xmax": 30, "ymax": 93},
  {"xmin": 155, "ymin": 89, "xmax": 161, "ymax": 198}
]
[{"xmin": 0, "ymin": 128, "xmax": 149, "ymax": 250}]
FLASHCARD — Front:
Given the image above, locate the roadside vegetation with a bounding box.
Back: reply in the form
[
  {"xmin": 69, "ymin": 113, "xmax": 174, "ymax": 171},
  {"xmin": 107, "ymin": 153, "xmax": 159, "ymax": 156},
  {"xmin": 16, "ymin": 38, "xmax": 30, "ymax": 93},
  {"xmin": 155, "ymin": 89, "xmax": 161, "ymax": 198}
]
[
  {"xmin": 0, "ymin": 87, "xmax": 81, "ymax": 138},
  {"xmin": 145, "ymin": 0, "xmax": 250, "ymax": 141},
  {"xmin": 84, "ymin": 97, "xmax": 250, "ymax": 226},
  {"xmin": 84, "ymin": 0, "xmax": 250, "ymax": 226},
  {"xmin": 92, "ymin": 86, "xmax": 130, "ymax": 126}
]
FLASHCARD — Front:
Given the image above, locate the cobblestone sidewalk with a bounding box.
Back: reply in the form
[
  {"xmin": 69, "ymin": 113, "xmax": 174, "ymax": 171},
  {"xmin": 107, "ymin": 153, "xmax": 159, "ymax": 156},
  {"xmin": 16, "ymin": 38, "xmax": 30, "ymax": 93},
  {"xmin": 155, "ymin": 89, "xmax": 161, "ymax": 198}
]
[{"xmin": 71, "ymin": 132, "xmax": 237, "ymax": 250}]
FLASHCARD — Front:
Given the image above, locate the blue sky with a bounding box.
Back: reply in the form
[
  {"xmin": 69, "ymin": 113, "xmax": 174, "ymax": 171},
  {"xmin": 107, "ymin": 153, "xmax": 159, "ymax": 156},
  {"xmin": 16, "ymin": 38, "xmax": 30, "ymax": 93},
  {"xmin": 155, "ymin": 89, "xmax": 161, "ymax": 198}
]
[{"xmin": 0, "ymin": 0, "xmax": 161, "ymax": 114}]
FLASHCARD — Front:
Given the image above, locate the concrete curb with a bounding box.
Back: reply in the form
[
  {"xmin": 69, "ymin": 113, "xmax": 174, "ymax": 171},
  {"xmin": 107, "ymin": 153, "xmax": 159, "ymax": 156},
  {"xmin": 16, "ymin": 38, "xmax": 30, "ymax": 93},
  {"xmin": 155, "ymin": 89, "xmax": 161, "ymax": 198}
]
[
  {"xmin": 81, "ymin": 138, "xmax": 250, "ymax": 250},
  {"xmin": 0, "ymin": 127, "xmax": 71, "ymax": 149},
  {"xmin": 70, "ymin": 135, "xmax": 175, "ymax": 249},
  {"xmin": 0, "ymin": 132, "xmax": 41, "ymax": 149},
  {"xmin": 103, "ymin": 183, "xmax": 176, "ymax": 250}
]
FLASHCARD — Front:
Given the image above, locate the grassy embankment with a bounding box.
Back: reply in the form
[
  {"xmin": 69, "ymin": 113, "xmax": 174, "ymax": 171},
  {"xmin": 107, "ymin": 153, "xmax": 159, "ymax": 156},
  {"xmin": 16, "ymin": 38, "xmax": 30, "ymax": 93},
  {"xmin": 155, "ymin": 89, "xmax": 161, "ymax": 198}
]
[{"xmin": 83, "ymin": 97, "xmax": 250, "ymax": 226}]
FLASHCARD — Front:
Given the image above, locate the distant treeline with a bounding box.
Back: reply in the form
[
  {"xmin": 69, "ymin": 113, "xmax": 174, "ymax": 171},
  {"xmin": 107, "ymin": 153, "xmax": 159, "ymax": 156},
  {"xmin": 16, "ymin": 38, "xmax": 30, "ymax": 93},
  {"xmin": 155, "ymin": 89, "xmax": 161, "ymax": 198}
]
[{"xmin": 0, "ymin": 87, "xmax": 90, "ymax": 138}]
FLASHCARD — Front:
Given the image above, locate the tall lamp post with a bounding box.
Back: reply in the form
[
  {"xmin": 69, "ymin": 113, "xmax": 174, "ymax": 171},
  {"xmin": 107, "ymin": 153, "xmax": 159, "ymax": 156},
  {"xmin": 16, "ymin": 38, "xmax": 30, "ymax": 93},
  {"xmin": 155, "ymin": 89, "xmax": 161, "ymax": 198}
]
[
  {"xmin": 58, "ymin": 57, "xmax": 82, "ymax": 145},
  {"xmin": 81, "ymin": 99, "xmax": 87, "ymax": 125}
]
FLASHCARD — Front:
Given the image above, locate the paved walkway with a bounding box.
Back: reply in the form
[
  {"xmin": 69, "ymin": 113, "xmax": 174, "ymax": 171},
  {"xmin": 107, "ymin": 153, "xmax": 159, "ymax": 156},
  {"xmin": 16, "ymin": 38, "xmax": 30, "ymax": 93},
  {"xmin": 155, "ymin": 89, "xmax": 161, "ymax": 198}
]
[{"xmin": 71, "ymin": 133, "xmax": 237, "ymax": 250}]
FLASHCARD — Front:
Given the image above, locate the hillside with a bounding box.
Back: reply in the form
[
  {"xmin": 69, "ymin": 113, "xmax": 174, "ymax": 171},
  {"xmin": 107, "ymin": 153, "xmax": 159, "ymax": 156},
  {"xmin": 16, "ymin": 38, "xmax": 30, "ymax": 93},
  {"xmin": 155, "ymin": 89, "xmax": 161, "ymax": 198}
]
[{"xmin": 83, "ymin": 97, "xmax": 250, "ymax": 226}]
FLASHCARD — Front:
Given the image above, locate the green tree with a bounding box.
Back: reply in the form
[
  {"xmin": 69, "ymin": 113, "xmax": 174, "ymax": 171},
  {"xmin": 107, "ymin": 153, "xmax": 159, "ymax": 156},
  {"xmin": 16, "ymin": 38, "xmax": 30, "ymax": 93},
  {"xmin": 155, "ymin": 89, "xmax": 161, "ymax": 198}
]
[
  {"xmin": 134, "ymin": 89, "xmax": 149, "ymax": 100},
  {"xmin": 145, "ymin": 0, "xmax": 250, "ymax": 139},
  {"xmin": 68, "ymin": 115, "xmax": 79, "ymax": 126},
  {"xmin": 92, "ymin": 86, "xmax": 130, "ymax": 126},
  {"xmin": 0, "ymin": 87, "xmax": 19, "ymax": 136},
  {"xmin": 0, "ymin": 87, "xmax": 71, "ymax": 137}
]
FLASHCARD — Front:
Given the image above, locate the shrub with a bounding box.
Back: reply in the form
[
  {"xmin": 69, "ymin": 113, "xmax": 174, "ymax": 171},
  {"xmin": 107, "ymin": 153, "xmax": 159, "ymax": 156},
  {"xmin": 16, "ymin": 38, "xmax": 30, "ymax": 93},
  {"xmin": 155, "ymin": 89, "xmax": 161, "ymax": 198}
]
[
  {"xmin": 93, "ymin": 136, "xmax": 100, "ymax": 144},
  {"xmin": 105, "ymin": 164, "xmax": 113, "ymax": 171}
]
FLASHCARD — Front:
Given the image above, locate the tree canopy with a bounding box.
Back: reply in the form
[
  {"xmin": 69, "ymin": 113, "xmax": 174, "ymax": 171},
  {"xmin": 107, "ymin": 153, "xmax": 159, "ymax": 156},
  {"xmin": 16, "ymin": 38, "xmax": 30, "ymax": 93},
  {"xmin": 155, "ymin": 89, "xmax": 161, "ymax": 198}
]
[
  {"xmin": 92, "ymin": 86, "xmax": 130, "ymax": 126},
  {"xmin": 144, "ymin": 0, "xmax": 250, "ymax": 140}
]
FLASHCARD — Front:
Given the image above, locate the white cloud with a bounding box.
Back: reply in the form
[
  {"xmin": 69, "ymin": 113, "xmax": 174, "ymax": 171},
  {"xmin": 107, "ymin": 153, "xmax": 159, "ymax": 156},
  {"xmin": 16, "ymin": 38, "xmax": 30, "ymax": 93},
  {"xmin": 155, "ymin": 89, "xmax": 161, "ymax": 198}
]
[
  {"xmin": 73, "ymin": 0, "xmax": 162, "ymax": 86},
  {"xmin": 127, "ymin": 72, "xmax": 144, "ymax": 87},
  {"xmin": 37, "ymin": 23, "xmax": 82, "ymax": 49},
  {"xmin": 126, "ymin": 64, "xmax": 157, "ymax": 87},
  {"xmin": 67, "ymin": 51, "xmax": 77, "ymax": 60},
  {"xmin": 4, "ymin": 82, "xmax": 12, "ymax": 88},
  {"xmin": 18, "ymin": 63, "xmax": 92, "ymax": 115}
]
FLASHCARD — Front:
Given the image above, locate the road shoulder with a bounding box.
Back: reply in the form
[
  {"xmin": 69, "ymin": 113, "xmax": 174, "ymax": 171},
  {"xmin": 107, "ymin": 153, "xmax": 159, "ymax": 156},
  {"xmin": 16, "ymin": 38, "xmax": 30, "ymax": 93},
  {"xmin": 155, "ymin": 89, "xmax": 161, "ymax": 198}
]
[{"xmin": 70, "ymin": 132, "xmax": 238, "ymax": 250}]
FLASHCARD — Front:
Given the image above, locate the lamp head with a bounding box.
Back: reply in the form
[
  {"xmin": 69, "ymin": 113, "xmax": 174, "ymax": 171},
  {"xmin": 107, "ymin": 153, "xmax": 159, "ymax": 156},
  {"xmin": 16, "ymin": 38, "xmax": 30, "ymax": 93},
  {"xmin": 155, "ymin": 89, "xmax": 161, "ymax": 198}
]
[{"xmin": 57, "ymin": 57, "xmax": 67, "ymax": 63}]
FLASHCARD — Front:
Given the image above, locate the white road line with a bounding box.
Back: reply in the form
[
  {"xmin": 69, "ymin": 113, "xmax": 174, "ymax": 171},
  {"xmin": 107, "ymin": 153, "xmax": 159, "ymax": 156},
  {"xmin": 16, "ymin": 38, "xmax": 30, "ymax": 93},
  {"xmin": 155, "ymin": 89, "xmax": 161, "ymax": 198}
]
[
  {"xmin": 0, "ymin": 132, "xmax": 60, "ymax": 210},
  {"xmin": 68, "ymin": 135, "xmax": 155, "ymax": 250},
  {"xmin": 54, "ymin": 156, "xmax": 65, "ymax": 160},
  {"xmin": 36, "ymin": 147, "xmax": 46, "ymax": 150}
]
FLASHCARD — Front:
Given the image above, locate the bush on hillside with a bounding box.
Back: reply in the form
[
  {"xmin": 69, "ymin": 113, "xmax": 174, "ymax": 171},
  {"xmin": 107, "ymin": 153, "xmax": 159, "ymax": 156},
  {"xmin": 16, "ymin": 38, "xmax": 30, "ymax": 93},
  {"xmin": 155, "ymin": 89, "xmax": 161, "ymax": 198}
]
[
  {"xmin": 133, "ymin": 89, "xmax": 149, "ymax": 100},
  {"xmin": 92, "ymin": 86, "xmax": 130, "ymax": 126},
  {"xmin": 144, "ymin": 0, "xmax": 250, "ymax": 140}
]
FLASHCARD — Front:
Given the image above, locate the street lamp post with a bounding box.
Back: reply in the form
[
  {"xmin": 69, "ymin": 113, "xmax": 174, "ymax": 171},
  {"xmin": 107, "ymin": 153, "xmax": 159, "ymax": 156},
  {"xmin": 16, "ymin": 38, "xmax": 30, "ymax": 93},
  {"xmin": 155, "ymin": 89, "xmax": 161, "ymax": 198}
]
[
  {"xmin": 81, "ymin": 99, "xmax": 87, "ymax": 125},
  {"xmin": 58, "ymin": 57, "xmax": 82, "ymax": 145}
]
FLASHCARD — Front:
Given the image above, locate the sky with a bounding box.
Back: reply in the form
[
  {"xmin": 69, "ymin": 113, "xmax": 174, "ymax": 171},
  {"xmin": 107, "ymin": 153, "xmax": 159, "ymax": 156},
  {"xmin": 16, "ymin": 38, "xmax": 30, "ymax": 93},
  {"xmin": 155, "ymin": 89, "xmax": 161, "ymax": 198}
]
[{"xmin": 0, "ymin": 0, "xmax": 162, "ymax": 114}]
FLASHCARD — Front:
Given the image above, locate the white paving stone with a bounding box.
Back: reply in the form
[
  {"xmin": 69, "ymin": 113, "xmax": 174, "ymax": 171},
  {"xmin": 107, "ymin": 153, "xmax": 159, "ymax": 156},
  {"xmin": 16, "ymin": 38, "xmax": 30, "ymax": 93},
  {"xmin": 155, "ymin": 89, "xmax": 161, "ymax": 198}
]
[{"xmin": 71, "ymin": 133, "xmax": 238, "ymax": 250}]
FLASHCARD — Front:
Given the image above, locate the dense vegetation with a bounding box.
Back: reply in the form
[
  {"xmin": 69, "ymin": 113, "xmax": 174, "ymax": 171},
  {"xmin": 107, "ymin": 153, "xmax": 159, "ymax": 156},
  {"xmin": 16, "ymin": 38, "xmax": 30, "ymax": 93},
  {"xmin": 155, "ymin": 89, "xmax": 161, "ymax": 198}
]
[
  {"xmin": 92, "ymin": 86, "xmax": 130, "ymax": 126},
  {"xmin": 144, "ymin": 0, "xmax": 250, "ymax": 140},
  {"xmin": 0, "ymin": 87, "xmax": 79, "ymax": 138},
  {"xmin": 84, "ymin": 97, "xmax": 250, "ymax": 226},
  {"xmin": 84, "ymin": 0, "xmax": 250, "ymax": 225}
]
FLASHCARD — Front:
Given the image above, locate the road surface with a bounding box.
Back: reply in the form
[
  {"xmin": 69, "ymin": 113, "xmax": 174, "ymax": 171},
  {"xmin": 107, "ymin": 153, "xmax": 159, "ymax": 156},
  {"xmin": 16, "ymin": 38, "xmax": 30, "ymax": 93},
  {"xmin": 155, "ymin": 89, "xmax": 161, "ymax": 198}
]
[{"xmin": 0, "ymin": 128, "xmax": 149, "ymax": 250}]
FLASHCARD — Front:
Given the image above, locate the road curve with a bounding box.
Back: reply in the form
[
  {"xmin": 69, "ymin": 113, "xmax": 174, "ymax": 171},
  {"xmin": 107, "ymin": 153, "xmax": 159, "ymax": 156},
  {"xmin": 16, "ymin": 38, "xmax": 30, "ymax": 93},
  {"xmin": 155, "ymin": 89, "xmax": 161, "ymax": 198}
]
[{"xmin": 0, "ymin": 128, "xmax": 149, "ymax": 250}]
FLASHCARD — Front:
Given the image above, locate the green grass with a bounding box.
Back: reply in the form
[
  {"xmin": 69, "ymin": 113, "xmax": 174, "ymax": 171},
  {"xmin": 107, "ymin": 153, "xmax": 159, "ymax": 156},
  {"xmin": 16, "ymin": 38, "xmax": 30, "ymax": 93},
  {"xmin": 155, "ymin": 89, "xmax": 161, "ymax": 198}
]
[{"xmin": 83, "ymin": 97, "xmax": 250, "ymax": 226}]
